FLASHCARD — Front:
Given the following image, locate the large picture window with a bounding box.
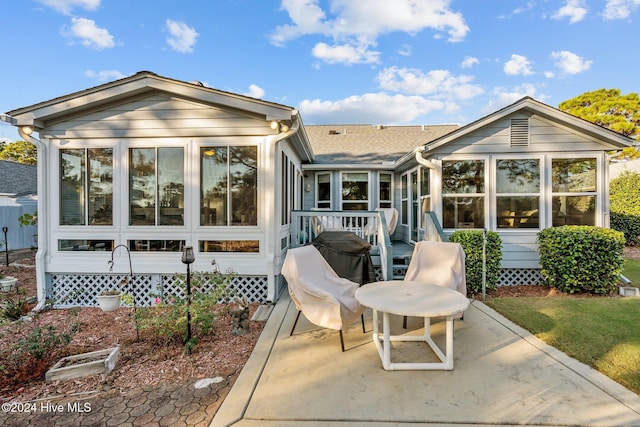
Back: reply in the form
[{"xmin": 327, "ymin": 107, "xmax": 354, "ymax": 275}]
[
  {"xmin": 201, "ymin": 146, "xmax": 257, "ymax": 226},
  {"xmin": 60, "ymin": 148, "xmax": 113, "ymax": 225},
  {"xmin": 551, "ymin": 158, "xmax": 596, "ymax": 226},
  {"xmin": 496, "ymin": 159, "xmax": 540, "ymax": 229},
  {"xmin": 129, "ymin": 147, "xmax": 184, "ymax": 226},
  {"xmin": 442, "ymin": 160, "xmax": 485, "ymax": 229}
]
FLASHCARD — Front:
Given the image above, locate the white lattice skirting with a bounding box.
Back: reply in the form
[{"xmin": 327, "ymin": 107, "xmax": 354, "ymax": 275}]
[
  {"xmin": 497, "ymin": 268, "xmax": 543, "ymax": 286},
  {"xmin": 49, "ymin": 273, "xmax": 268, "ymax": 308}
]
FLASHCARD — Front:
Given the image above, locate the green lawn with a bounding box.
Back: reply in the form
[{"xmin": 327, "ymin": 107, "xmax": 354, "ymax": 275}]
[{"xmin": 485, "ymin": 262, "xmax": 640, "ymax": 395}]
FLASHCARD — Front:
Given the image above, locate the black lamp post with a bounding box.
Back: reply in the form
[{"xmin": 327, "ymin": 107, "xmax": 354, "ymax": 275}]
[
  {"xmin": 181, "ymin": 246, "xmax": 195, "ymax": 353},
  {"xmin": 2, "ymin": 227, "xmax": 8, "ymax": 266}
]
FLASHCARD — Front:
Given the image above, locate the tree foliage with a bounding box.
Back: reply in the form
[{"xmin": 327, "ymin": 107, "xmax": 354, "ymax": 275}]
[
  {"xmin": 559, "ymin": 89, "xmax": 640, "ymax": 160},
  {"xmin": 0, "ymin": 140, "xmax": 37, "ymax": 164}
]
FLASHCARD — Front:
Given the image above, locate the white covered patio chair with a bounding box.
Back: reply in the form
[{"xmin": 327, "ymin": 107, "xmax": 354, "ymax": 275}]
[
  {"xmin": 403, "ymin": 241, "xmax": 467, "ymax": 327},
  {"xmin": 364, "ymin": 207, "xmax": 399, "ymax": 239},
  {"xmin": 281, "ymin": 245, "xmax": 366, "ymax": 351}
]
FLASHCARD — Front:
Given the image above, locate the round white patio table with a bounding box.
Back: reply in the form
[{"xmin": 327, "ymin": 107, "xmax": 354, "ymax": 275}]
[{"xmin": 355, "ymin": 280, "xmax": 469, "ymax": 371}]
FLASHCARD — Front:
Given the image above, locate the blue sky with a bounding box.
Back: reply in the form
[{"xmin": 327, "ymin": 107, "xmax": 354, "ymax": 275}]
[{"xmin": 1, "ymin": 0, "xmax": 638, "ymax": 142}]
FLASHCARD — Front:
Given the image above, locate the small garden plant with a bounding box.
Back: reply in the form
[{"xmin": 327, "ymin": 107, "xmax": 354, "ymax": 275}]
[{"xmin": 135, "ymin": 267, "xmax": 235, "ymax": 353}]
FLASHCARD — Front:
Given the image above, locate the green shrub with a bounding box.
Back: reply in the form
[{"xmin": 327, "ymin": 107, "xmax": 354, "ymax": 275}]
[
  {"xmin": 610, "ymin": 171, "xmax": 640, "ymax": 245},
  {"xmin": 537, "ymin": 226, "xmax": 625, "ymax": 295},
  {"xmin": 610, "ymin": 212, "xmax": 640, "ymax": 246},
  {"xmin": 449, "ymin": 230, "xmax": 502, "ymax": 295},
  {"xmin": 135, "ymin": 269, "xmax": 235, "ymax": 352}
]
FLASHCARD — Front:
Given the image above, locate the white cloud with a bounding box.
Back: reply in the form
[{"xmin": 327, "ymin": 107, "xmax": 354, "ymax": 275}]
[
  {"xmin": 461, "ymin": 56, "xmax": 479, "ymax": 69},
  {"xmin": 504, "ymin": 54, "xmax": 534, "ymax": 76},
  {"xmin": 37, "ymin": 0, "xmax": 100, "ymax": 15},
  {"xmin": 65, "ymin": 17, "xmax": 114, "ymax": 50},
  {"xmin": 553, "ymin": 0, "xmax": 588, "ymax": 23},
  {"xmin": 299, "ymin": 92, "xmax": 451, "ymax": 124},
  {"xmin": 243, "ymin": 84, "xmax": 266, "ymax": 99},
  {"xmin": 551, "ymin": 50, "xmax": 592, "ymax": 74},
  {"xmin": 271, "ymin": 0, "xmax": 469, "ymax": 64},
  {"xmin": 85, "ymin": 70, "xmax": 127, "ymax": 82},
  {"xmin": 165, "ymin": 19, "xmax": 199, "ymax": 53},
  {"xmin": 377, "ymin": 67, "xmax": 483, "ymax": 100},
  {"xmin": 312, "ymin": 42, "xmax": 380, "ymax": 64},
  {"xmin": 602, "ymin": 0, "xmax": 640, "ymax": 19},
  {"xmin": 482, "ymin": 84, "xmax": 543, "ymax": 114},
  {"xmin": 513, "ymin": 2, "xmax": 536, "ymax": 15},
  {"xmin": 397, "ymin": 44, "xmax": 412, "ymax": 56}
]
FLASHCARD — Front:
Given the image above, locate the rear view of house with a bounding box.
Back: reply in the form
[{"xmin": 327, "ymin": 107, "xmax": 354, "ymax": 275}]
[{"xmin": 5, "ymin": 72, "xmax": 634, "ymax": 308}]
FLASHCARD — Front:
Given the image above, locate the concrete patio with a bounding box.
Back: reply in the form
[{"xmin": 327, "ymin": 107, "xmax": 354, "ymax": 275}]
[{"xmin": 213, "ymin": 294, "xmax": 640, "ymax": 426}]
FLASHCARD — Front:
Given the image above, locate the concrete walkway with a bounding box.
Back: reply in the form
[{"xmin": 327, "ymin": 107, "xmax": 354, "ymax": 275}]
[{"xmin": 213, "ymin": 294, "xmax": 640, "ymax": 426}]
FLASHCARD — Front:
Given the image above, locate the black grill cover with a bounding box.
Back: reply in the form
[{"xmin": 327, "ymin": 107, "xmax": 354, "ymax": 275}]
[{"xmin": 312, "ymin": 231, "xmax": 375, "ymax": 285}]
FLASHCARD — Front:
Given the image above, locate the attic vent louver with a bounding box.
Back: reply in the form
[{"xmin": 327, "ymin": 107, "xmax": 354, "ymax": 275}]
[
  {"xmin": 328, "ymin": 130, "xmax": 340, "ymax": 135},
  {"xmin": 510, "ymin": 118, "xmax": 530, "ymax": 147}
]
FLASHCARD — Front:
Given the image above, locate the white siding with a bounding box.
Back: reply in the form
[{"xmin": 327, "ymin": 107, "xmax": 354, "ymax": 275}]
[{"xmin": 44, "ymin": 95, "xmax": 274, "ymax": 139}]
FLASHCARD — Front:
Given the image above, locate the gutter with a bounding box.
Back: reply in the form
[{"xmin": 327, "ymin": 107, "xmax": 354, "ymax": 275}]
[{"xmin": 18, "ymin": 127, "xmax": 48, "ymax": 312}]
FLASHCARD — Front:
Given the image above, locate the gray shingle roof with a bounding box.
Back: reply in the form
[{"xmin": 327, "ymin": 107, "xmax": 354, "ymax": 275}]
[
  {"xmin": 305, "ymin": 124, "xmax": 460, "ymax": 164},
  {"xmin": 0, "ymin": 160, "xmax": 37, "ymax": 195}
]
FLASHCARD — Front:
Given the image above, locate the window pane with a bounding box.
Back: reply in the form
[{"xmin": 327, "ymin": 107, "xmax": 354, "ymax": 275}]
[
  {"xmin": 552, "ymin": 195, "xmax": 596, "ymax": 226},
  {"xmin": 88, "ymin": 148, "xmax": 113, "ymax": 225},
  {"xmin": 442, "ymin": 160, "xmax": 485, "ymax": 193},
  {"xmin": 201, "ymin": 147, "xmax": 228, "ymax": 225},
  {"xmin": 158, "ymin": 148, "xmax": 184, "ymax": 225},
  {"xmin": 497, "ymin": 196, "xmax": 539, "ymax": 228},
  {"xmin": 420, "ymin": 168, "xmax": 429, "ymax": 196},
  {"xmin": 552, "ymin": 158, "xmax": 596, "ymax": 192},
  {"xmin": 496, "ymin": 159, "xmax": 539, "ymax": 193},
  {"xmin": 379, "ymin": 173, "xmax": 392, "ymax": 202},
  {"xmin": 317, "ymin": 173, "xmax": 331, "ymax": 208},
  {"xmin": 130, "ymin": 148, "xmax": 156, "ymax": 225},
  {"xmin": 343, "ymin": 202, "xmax": 369, "ymax": 210},
  {"xmin": 443, "ymin": 197, "xmax": 484, "ymax": 228},
  {"xmin": 230, "ymin": 146, "xmax": 257, "ymax": 225},
  {"xmin": 129, "ymin": 240, "xmax": 185, "ymax": 251},
  {"xmin": 60, "ymin": 149, "xmax": 86, "ymax": 225},
  {"xmin": 342, "ymin": 173, "xmax": 368, "ymax": 205},
  {"xmin": 199, "ymin": 240, "xmax": 259, "ymax": 252},
  {"xmin": 58, "ymin": 239, "xmax": 113, "ymax": 251},
  {"xmin": 401, "ymin": 174, "xmax": 408, "ymax": 198}
]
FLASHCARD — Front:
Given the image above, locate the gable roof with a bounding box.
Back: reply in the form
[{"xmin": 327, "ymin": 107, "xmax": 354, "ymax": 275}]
[
  {"xmin": 0, "ymin": 160, "xmax": 37, "ymax": 196},
  {"xmin": 304, "ymin": 124, "xmax": 459, "ymax": 168},
  {"xmin": 7, "ymin": 71, "xmax": 297, "ymax": 128},
  {"xmin": 7, "ymin": 71, "xmax": 314, "ymax": 162},
  {"xmin": 422, "ymin": 96, "xmax": 634, "ymax": 154}
]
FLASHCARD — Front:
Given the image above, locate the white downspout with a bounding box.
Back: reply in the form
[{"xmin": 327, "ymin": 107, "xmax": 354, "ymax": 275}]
[
  {"xmin": 18, "ymin": 128, "xmax": 48, "ymax": 311},
  {"xmin": 415, "ymin": 146, "xmax": 439, "ymax": 170},
  {"xmin": 265, "ymin": 113, "xmax": 301, "ymax": 302}
]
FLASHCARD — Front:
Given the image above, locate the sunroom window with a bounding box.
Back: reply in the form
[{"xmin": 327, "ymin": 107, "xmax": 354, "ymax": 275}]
[
  {"xmin": 496, "ymin": 159, "xmax": 540, "ymax": 229},
  {"xmin": 442, "ymin": 160, "xmax": 485, "ymax": 229},
  {"xmin": 201, "ymin": 146, "xmax": 257, "ymax": 226},
  {"xmin": 130, "ymin": 147, "xmax": 184, "ymax": 226},
  {"xmin": 60, "ymin": 148, "xmax": 113, "ymax": 226},
  {"xmin": 551, "ymin": 158, "xmax": 596, "ymax": 226}
]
